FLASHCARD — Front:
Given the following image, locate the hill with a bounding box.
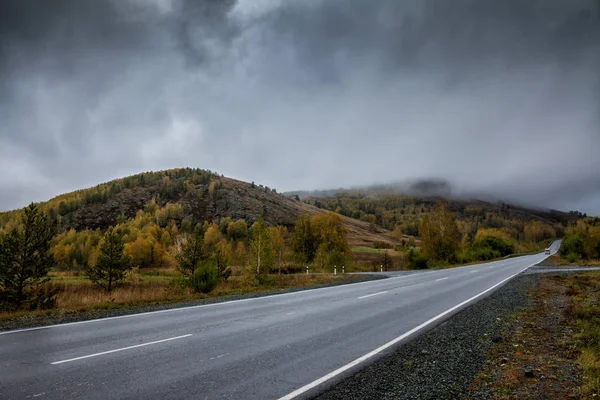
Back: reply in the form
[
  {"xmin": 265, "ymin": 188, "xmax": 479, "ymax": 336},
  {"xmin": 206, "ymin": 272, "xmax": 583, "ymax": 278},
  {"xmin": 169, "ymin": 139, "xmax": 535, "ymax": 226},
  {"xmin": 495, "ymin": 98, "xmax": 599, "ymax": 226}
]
[
  {"xmin": 0, "ymin": 168, "xmax": 395, "ymax": 247},
  {"xmin": 284, "ymin": 183, "xmax": 582, "ymax": 253}
]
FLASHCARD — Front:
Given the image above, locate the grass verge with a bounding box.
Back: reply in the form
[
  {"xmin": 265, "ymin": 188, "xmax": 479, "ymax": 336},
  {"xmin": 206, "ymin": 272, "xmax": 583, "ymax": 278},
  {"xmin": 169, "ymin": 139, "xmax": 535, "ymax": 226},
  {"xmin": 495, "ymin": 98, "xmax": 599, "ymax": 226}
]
[{"xmin": 467, "ymin": 271, "xmax": 600, "ymax": 399}]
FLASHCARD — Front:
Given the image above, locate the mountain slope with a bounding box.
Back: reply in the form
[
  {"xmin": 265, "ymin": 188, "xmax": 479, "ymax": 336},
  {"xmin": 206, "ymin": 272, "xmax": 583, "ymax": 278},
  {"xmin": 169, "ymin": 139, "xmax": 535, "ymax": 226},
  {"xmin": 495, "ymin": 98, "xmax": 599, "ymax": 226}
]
[{"xmin": 0, "ymin": 169, "xmax": 396, "ymax": 247}]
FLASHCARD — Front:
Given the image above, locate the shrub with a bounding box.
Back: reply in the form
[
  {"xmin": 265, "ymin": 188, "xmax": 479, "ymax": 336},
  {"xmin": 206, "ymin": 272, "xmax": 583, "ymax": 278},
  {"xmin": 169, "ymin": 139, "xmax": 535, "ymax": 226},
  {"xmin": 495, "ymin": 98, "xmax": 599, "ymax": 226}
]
[
  {"xmin": 406, "ymin": 248, "xmax": 429, "ymax": 269},
  {"xmin": 560, "ymin": 236, "xmax": 586, "ymax": 259},
  {"xmin": 189, "ymin": 261, "xmax": 218, "ymax": 293},
  {"xmin": 473, "ymin": 236, "xmax": 515, "ymax": 257}
]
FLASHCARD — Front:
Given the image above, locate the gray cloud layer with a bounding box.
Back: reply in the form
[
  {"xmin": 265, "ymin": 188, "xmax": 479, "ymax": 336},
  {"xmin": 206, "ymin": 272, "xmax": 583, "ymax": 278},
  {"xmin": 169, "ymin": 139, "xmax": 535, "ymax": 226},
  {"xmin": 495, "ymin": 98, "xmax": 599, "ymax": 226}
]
[{"xmin": 1, "ymin": 0, "xmax": 599, "ymax": 214}]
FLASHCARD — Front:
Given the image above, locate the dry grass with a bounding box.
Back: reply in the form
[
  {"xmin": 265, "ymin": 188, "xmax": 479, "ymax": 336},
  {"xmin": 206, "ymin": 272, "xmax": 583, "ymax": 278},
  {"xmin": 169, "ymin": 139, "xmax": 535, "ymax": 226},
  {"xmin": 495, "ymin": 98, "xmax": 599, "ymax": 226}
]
[
  {"xmin": 543, "ymin": 254, "xmax": 600, "ymax": 267},
  {"xmin": 467, "ymin": 272, "xmax": 600, "ymax": 399},
  {"xmin": 0, "ymin": 270, "xmax": 363, "ymax": 321}
]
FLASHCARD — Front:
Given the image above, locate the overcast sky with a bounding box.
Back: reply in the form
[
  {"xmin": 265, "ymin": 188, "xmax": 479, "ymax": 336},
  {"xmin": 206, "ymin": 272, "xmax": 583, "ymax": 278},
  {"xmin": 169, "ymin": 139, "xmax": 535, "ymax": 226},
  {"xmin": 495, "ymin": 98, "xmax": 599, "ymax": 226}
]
[{"xmin": 1, "ymin": 0, "xmax": 599, "ymax": 214}]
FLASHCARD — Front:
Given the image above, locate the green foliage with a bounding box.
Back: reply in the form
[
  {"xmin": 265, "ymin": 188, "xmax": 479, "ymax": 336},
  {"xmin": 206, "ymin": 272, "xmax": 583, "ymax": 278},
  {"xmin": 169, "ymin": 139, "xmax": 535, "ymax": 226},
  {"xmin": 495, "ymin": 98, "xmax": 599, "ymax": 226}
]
[
  {"xmin": 88, "ymin": 227, "xmax": 131, "ymax": 292},
  {"xmin": 176, "ymin": 226, "xmax": 208, "ymax": 277},
  {"xmin": 420, "ymin": 202, "xmax": 460, "ymax": 263},
  {"xmin": 0, "ymin": 203, "xmax": 56, "ymax": 311},
  {"xmin": 291, "ymin": 214, "xmax": 318, "ymax": 263},
  {"xmin": 406, "ymin": 247, "xmax": 429, "ymax": 269},
  {"xmin": 189, "ymin": 260, "xmax": 218, "ymax": 293},
  {"xmin": 249, "ymin": 216, "xmax": 274, "ymax": 280},
  {"xmin": 227, "ymin": 219, "xmax": 248, "ymax": 241},
  {"xmin": 213, "ymin": 246, "xmax": 232, "ymax": 281},
  {"xmin": 560, "ymin": 218, "xmax": 600, "ymax": 260}
]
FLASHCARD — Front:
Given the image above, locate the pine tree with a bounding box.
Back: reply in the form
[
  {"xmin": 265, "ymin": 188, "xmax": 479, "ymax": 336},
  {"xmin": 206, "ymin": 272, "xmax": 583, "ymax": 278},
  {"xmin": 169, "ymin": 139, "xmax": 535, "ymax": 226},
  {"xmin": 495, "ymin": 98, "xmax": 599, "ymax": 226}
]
[
  {"xmin": 88, "ymin": 227, "xmax": 131, "ymax": 292},
  {"xmin": 176, "ymin": 225, "xmax": 208, "ymax": 277},
  {"xmin": 0, "ymin": 203, "xmax": 55, "ymax": 310}
]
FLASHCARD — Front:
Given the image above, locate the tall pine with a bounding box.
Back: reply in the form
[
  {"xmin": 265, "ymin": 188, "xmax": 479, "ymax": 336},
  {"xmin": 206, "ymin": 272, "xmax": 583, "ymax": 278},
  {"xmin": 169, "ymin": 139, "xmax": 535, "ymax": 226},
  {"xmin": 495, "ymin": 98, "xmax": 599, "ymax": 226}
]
[
  {"xmin": 88, "ymin": 227, "xmax": 131, "ymax": 292},
  {"xmin": 0, "ymin": 203, "xmax": 55, "ymax": 310}
]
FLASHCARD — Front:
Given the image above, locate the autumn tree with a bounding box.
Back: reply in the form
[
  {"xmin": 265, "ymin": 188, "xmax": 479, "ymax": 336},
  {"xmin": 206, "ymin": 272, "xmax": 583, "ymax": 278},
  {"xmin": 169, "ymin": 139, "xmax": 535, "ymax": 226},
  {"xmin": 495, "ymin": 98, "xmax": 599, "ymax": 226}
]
[
  {"xmin": 88, "ymin": 227, "xmax": 131, "ymax": 292},
  {"xmin": 213, "ymin": 239, "xmax": 232, "ymax": 281},
  {"xmin": 248, "ymin": 216, "xmax": 274, "ymax": 281},
  {"xmin": 311, "ymin": 212, "xmax": 350, "ymax": 268},
  {"xmin": 227, "ymin": 219, "xmax": 248, "ymax": 241},
  {"xmin": 291, "ymin": 214, "xmax": 318, "ymax": 263},
  {"xmin": 0, "ymin": 204, "xmax": 56, "ymax": 310},
  {"xmin": 419, "ymin": 202, "xmax": 460, "ymax": 263},
  {"xmin": 176, "ymin": 225, "xmax": 208, "ymax": 277},
  {"xmin": 269, "ymin": 226, "xmax": 286, "ymax": 274}
]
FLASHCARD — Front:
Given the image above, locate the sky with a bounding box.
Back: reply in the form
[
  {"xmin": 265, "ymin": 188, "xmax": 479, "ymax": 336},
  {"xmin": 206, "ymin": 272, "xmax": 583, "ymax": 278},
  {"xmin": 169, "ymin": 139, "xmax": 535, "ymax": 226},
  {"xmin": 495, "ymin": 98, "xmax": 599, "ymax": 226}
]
[{"xmin": 0, "ymin": 0, "xmax": 599, "ymax": 215}]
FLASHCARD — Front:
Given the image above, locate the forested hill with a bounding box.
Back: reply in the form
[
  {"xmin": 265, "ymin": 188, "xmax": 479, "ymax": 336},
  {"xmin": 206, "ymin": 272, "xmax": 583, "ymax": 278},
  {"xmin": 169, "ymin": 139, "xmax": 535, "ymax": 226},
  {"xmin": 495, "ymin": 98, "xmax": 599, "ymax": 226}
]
[
  {"xmin": 286, "ymin": 187, "xmax": 582, "ymax": 245},
  {"xmin": 0, "ymin": 168, "xmax": 395, "ymax": 246}
]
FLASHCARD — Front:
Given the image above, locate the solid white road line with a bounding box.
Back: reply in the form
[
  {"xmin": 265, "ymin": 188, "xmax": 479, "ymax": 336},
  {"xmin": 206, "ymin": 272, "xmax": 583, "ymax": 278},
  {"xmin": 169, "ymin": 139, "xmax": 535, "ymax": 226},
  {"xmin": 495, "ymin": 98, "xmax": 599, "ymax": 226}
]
[
  {"xmin": 51, "ymin": 334, "xmax": 192, "ymax": 365},
  {"xmin": 358, "ymin": 291, "xmax": 388, "ymax": 299},
  {"xmin": 277, "ymin": 262, "xmax": 537, "ymax": 400},
  {"xmin": 435, "ymin": 277, "xmax": 449, "ymax": 282},
  {"xmin": 0, "ymin": 277, "xmax": 405, "ymax": 336}
]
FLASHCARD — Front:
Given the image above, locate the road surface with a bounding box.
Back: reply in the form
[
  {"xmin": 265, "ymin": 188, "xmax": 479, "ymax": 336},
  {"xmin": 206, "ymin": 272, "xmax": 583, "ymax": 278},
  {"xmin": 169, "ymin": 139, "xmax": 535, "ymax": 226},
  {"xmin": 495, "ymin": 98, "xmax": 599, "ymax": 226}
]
[{"xmin": 0, "ymin": 241, "xmax": 560, "ymax": 399}]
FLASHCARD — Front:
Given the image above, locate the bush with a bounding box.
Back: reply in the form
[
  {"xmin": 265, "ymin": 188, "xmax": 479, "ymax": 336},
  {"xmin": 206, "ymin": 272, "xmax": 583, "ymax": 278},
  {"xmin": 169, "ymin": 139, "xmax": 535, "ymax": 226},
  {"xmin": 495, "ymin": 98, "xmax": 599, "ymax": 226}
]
[
  {"xmin": 189, "ymin": 261, "xmax": 218, "ymax": 294},
  {"xmin": 560, "ymin": 236, "xmax": 586, "ymax": 259},
  {"xmin": 406, "ymin": 248, "xmax": 429, "ymax": 269},
  {"xmin": 566, "ymin": 252, "xmax": 580, "ymax": 264},
  {"xmin": 473, "ymin": 236, "xmax": 515, "ymax": 257}
]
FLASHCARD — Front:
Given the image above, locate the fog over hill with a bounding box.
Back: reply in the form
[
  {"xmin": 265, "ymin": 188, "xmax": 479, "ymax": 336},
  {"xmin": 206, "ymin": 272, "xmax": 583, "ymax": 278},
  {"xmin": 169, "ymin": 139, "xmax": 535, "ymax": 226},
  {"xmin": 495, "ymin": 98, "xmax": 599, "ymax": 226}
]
[{"xmin": 0, "ymin": 0, "xmax": 598, "ymax": 214}]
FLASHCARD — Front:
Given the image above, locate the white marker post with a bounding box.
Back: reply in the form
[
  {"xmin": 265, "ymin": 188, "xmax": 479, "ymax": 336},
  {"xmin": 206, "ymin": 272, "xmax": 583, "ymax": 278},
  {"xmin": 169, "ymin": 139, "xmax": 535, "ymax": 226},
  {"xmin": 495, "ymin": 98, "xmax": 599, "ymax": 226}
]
[
  {"xmin": 306, "ymin": 266, "xmax": 309, "ymax": 275},
  {"xmin": 380, "ymin": 265, "xmax": 383, "ymax": 273},
  {"xmin": 342, "ymin": 266, "xmax": 345, "ymax": 274},
  {"xmin": 334, "ymin": 266, "xmax": 337, "ymax": 276}
]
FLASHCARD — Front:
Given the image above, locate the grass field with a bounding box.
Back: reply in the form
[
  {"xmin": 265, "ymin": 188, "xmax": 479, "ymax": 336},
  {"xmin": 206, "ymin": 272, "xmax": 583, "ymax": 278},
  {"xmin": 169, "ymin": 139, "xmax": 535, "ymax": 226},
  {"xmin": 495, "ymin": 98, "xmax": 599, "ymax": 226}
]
[{"xmin": 0, "ymin": 269, "xmax": 365, "ymax": 321}]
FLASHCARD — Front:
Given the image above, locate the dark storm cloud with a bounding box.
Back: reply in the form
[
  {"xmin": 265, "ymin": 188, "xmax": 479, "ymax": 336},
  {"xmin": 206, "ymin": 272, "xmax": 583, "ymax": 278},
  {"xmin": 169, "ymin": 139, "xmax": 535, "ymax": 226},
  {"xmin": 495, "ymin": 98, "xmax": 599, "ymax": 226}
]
[{"xmin": 0, "ymin": 0, "xmax": 599, "ymax": 215}]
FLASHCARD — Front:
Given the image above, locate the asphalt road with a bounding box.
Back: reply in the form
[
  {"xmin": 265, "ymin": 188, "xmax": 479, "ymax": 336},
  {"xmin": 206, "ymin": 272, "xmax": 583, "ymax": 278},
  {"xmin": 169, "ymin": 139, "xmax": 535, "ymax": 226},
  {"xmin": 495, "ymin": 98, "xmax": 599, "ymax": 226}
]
[{"xmin": 0, "ymin": 241, "xmax": 560, "ymax": 400}]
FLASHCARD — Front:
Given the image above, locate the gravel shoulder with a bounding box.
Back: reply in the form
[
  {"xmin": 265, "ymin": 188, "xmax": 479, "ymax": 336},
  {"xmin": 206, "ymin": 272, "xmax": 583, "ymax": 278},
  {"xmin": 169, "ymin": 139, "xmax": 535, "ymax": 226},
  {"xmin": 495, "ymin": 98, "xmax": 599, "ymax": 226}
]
[
  {"xmin": 313, "ymin": 274, "xmax": 541, "ymax": 400},
  {"xmin": 0, "ymin": 274, "xmax": 384, "ymax": 332}
]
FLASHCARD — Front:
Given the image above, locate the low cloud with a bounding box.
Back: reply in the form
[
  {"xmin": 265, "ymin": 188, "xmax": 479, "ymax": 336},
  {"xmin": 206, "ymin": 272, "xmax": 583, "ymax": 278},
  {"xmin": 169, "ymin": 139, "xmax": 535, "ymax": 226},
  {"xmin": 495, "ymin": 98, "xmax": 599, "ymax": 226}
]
[{"xmin": 0, "ymin": 0, "xmax": 599, "ymax": 214}]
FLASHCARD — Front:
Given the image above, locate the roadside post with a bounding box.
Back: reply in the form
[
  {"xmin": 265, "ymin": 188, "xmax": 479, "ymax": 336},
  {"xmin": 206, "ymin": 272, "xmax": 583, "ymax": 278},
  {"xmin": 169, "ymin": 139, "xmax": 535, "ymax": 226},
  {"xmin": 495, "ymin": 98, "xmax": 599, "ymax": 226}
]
[
  {"xmin": 334, "ymin": 266, "xmax": 337, "ymax": 275},
  {"xmin": 306, "ymin": 266, "xmax": 309, "ymax": 275}
]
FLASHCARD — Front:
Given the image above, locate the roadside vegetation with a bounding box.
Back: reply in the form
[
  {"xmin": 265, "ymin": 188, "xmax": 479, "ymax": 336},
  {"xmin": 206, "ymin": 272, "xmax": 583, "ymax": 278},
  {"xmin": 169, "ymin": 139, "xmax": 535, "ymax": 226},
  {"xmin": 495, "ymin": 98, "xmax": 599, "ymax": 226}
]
[
  {"xmin": 469, "ymin": 272, "xmax": 600, "ymax": 399},
  {"xmin": 0, "ymin": 189, "xmax": 360, "ymax": 317},
  {"xmin": 0, "ymin": 168, "xmax": 585, "ymax": 318}
]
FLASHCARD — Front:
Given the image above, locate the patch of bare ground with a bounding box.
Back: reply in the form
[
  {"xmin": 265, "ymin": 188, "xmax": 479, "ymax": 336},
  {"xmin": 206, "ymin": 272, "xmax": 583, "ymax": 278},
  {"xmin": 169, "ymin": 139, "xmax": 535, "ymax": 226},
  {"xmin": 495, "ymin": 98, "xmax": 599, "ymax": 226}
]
[{"xmin": 466, "ymin": 272, "xmax": 600, "ymax": 400}]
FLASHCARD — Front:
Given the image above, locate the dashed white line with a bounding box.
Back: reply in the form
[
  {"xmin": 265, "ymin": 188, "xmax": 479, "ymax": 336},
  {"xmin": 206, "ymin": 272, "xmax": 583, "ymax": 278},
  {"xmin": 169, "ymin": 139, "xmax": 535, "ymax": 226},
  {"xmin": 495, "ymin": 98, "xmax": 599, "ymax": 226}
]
[
  {"xmin": 469, "ymin": 270, "xmax": 478, "ymax": 273},
  {"xmin": 277, "ymin": 261, "xmax": 537, "ymax": 400},
  {"xmin": 435, "ymin": 277, "xmax": 449, "ymax": 282},
  {"xmin": 358, "ymin": 291, "xmax": 388, "ymax": 299},
  {"xmin": 51, "ymin": 334, "xmax": 192, "ymax": 365}
]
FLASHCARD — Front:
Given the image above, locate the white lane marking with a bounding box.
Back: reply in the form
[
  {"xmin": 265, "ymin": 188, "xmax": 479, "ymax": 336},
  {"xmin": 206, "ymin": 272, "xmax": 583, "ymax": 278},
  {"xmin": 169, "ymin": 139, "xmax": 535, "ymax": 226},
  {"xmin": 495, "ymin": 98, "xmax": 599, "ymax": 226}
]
[
  {"xmin": 469, "ymin": 270, "xmax": 478, "ymax": 273},
  {"xmin": 286, "ymin": 312, "xmax": 294, "ymax": 315},
  {"xmin": 277, "ymin": 262, "xmax": 537, "ymax": 400},
  {"xmin": 51, "ymin": 334, "xmax": 192, "ymax": 365},
  {"xmin": 1, "ymin": 252, "xmax": 547, "ymax": 336},
  {"xmin": 358, "ymin": 291, "xmax": 388, "ymax": 299},
  {"xmin": 435, "ymin": 277, "xmax": 448, "ymax": 282},
  {"xmin": 0, "ymin": 277, "xmax": 407, "ymax": 336}
]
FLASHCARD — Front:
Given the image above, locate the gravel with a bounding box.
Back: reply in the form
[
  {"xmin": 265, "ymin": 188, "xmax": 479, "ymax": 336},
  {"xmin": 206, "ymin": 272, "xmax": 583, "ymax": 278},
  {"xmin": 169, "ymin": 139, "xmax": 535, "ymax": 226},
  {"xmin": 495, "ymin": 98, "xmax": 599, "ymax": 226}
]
[
  {"xmin": 0, "ymin": 274, "xmax": 385, "ymax": 332},
  {"xmin": 314, "ymin": 274, "xmax": 541, "ymax": 400}
]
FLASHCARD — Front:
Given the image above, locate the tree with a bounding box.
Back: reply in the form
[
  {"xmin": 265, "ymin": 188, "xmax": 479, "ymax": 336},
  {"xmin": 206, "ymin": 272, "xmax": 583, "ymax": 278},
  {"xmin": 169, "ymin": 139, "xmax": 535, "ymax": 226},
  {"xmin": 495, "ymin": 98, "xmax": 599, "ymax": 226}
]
[
  {"xmin": 214, "ymin": 240, "xmax": 232, "ymax": 281},
  {"xmin": 312, "ymin": 212, "xmax": 350, "ymax": 266},
  {"xmin": 269, "ymin": 226, "xmax": 286, "ymax": 274},
  {"xmin": 419, "ymin": 202, "xmax": 460, "ymax": 263},
  {"xmin": 176, "ymin": 225, "xmax": 208, "ymax": 277},
  {"xmin": 189, "ymin": 260, "xmax": 218, "ymax": 293},
  {"xmin": 88, "ymin": 227, "xmax": 131, "ymax": 292},
  {"xmin": 0, "ymin": 203, "xmax": 55, "ymax": 310},
  {"xmin": 291, "ymin": 214, "xmax": 318, "ymax": 263},
  {"xmin": 248, "ymin": 216, "xmax": 274, "ymax": 280}
]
